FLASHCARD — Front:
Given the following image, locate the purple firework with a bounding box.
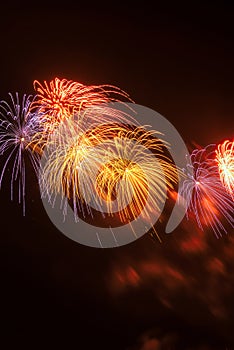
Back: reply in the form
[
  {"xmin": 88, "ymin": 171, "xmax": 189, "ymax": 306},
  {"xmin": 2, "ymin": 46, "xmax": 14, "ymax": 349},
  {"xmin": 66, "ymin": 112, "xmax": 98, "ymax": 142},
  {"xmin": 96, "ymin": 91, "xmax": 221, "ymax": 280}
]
[{"xmin": 0, "ymin": 92, "xmax": 42, "ymax": 214}]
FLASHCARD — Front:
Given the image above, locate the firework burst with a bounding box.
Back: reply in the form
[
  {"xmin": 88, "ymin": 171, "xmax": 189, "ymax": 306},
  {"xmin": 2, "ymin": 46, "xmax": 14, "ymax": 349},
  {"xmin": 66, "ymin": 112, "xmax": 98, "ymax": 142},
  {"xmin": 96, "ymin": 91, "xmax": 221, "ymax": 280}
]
[
  {"xmin": 32, "ymin": 77, "xmax": 133, "ymax": 137},
  {"xmin": 0, "ymin": 93, "xmax": 43, "ymax": 213},
  {"xmin": 92, "ymin": 127, "xmax": 179, "ymax": 224},
  {"xmin": 180, "ymin": 145, "xmax": 234, "ymax": 237},
  {"xmin": 216, "ymin": 140, "xmax": 234, "ymax": 199}
]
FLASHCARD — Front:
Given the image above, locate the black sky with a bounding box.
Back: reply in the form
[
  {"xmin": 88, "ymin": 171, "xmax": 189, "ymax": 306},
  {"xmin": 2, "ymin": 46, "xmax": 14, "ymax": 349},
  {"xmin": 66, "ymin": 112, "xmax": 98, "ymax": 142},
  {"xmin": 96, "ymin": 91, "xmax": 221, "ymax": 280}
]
[{"xmin": 0, "ymin": 2, "xmax": 234, "ymax": 349}]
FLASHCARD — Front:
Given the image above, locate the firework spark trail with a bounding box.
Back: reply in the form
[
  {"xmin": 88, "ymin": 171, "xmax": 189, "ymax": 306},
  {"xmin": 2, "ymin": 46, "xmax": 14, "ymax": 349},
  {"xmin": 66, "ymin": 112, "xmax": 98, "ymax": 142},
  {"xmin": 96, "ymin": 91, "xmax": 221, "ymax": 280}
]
[
  {"xmin": 216, "ymin": 140, "xmax": 234, "ymax": 199},
  {"xmin": 0, "ymin": 93, "xmax": 43, "ymax": 214},
  {"xmin": 179, "ymin": 145, "xmax": 234, "ymax": 237}
]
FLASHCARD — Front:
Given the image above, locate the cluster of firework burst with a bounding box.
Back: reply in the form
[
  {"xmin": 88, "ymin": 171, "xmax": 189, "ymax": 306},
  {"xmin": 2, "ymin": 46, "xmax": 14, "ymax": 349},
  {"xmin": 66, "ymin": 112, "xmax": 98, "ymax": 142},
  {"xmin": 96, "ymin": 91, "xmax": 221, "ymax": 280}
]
[{"xmin": 0, "ymin": 77, "xmax": 233, "ymax": 239}]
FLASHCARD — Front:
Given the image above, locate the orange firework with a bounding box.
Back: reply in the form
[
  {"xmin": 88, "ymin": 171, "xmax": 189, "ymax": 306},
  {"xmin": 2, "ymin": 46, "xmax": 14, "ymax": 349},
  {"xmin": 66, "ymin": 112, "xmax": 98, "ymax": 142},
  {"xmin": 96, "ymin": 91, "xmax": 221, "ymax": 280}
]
[{"xmin": 216, "ymin": 140, "xmax": 234, "ymax": 199}]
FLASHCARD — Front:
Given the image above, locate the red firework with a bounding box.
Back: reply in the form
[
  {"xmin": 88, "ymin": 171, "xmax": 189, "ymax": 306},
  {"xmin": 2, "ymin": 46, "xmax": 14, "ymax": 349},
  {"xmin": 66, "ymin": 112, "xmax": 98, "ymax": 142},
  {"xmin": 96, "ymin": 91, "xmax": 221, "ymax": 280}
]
[
  {"xmin": 33, "ymin": 77, "xmax": 130, "ymax": 123},
  {"xmin": 31, "ymin": 77, "xmax": 133, "ymax": 147}
]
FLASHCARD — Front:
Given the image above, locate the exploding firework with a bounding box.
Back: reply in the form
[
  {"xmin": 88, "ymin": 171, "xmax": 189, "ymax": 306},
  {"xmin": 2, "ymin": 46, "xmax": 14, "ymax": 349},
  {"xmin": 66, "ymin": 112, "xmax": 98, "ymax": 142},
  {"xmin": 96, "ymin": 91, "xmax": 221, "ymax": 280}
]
[
  {"xmin": 216, "ymin": 140, "xmax": 234, "ymax": 199},
  {"xmin": 92, "ymin": 127, "xmax": 179, "ymax": 224},
  {"xmin": 32, "ymin": 77, "xmax": 133, "ymax": 138},
  {"xmin": 40, "ymin": 115, "xmax": 179, "ymax": 229},
  {"xmin": 0, "ymin": 93, "xmax": 43, "ymax": 213},
  {"xmin": 179, "ymin": 145, "xmax": 234, "ymax": 237}
]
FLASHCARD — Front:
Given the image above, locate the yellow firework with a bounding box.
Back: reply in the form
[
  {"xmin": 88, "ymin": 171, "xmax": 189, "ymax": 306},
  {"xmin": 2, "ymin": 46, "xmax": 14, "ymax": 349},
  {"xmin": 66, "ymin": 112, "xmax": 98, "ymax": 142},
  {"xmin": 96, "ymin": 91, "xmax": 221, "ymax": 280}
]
[
  {"xmin": 41, "ymin": 120, "xmax": 179, "ymax": 225},
  {"xmin": 40, "ymin": 118, "xmax": 130, "ymax": 203},
  {"xmin": 91, "ymin": 127, "xmax": 179, "ymax": 223}
]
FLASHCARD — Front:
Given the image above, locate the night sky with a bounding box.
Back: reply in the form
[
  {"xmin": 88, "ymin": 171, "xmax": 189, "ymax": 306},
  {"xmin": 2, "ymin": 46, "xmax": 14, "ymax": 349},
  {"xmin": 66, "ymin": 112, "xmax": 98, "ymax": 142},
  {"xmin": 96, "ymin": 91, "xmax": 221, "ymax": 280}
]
[{"xmin": 1, "ymin": 2, "xmax": 234, "ymax": 349}]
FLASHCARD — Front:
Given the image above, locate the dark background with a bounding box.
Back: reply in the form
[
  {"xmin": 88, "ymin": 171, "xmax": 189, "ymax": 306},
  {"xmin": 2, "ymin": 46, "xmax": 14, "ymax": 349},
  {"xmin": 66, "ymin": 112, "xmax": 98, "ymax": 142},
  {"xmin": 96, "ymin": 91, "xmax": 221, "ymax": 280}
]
[{"xmin": 0, "ymin": 2, "xmax": 234, "ymax": 349}]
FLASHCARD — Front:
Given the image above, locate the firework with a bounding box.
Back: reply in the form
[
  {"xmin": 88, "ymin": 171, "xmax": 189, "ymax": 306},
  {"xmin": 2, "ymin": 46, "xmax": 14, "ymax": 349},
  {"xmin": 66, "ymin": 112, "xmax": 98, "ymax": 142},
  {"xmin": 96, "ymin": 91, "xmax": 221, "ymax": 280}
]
[
  {"xmin": 40, "ymin": 115, "xmax": 178, "ymax": 228},
  {"xmin": 32, "ymin": 77, "xmax": 133, "ymax": 137},
  {"xmin": 216, "ymin": 140, "xmax": 234, "ymax": 199},
  {"xmin": 180, "ymin": 145, "xmax": 234, "ymax": 236},
  {"xmin": 92, "ymin": 127, "xmax": 179, "ymax": 224},
  {"xmin": 0, "ymin": 93, "xmax": 42, "ymax": 213}
]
